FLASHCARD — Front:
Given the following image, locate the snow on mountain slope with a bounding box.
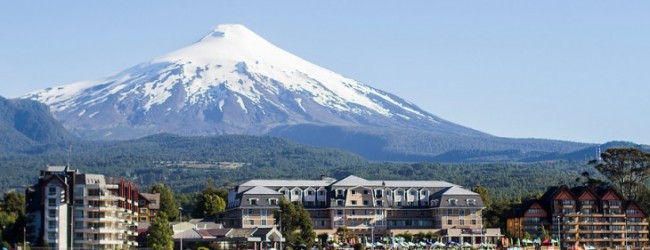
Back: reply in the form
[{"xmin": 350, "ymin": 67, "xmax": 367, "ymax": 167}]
[{"xmin": 24, "ymin": 24, "xmax": 485, "ymax": 139}]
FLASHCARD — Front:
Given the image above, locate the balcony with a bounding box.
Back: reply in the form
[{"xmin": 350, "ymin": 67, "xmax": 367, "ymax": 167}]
[{"xmin": 347, "ymin": 214, "xmax": 376, "ymax": 219}]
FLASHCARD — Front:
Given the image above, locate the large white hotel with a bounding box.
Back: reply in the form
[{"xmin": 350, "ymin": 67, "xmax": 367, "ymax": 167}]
[{"xmin": 223, "ymin": 175, "xmax": 502, "ymax": 245}]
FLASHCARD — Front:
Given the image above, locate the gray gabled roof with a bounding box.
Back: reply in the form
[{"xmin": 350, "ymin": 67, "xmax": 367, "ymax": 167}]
[
  {"xmin": 332, "ymin": 175, "xmax": 457, "ymax": 188},
  {"xmin": 440, "ymin": 186, "xmax": 479, "ymax": 195},
  {"xmin": 243, "ymin": 186, "xmax": 282, "ymax": 195},
  {"xmin": 239, "ymin": 179, "xmax": 335, "ymax": 188},
  {"xmin": 173, "ymin": 229, "xmax": 203, "ymax": 239}
]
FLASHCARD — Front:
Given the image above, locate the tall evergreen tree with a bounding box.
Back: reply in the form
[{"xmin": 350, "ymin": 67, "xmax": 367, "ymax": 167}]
[
  {"xmin": 148, "ymin": 212, "xmax": 174, "ymax": 250},
  {"xmin": 590, "ymin": 147, "xmax": 650, "ymax": 200},
  {"xmin": 150, "ymin": 183, "xmax": 179, "ymax": 221},
  {"xmin": 275, "ymin": 198, "xmax": 315, "ymax": 248}
]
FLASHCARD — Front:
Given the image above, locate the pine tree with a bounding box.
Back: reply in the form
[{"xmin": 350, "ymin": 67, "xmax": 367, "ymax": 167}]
[{"xmin": 148, "ymin": 212, "xmax": 174, "ymax": 250}]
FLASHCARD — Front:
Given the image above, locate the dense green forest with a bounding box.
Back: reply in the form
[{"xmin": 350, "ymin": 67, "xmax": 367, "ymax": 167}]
[{"xmin": 0, "ymin": 133, "xmax": 596, "ymax": 202}]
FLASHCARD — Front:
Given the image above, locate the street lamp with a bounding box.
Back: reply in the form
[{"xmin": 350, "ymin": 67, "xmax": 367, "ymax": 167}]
[
  {"xmin": 277, "ymin": 209, "xmax": 283, "ymax": 250},
  {"xmin": 179, "ymin": 207, "xmax": 183, "ymax": 250},
  {"xmin": 556, "ymin": 216, "xmax": 561, "ymax": 250},
  {"xmin": 371, "ymin": 222, "xmax": 375, "ymax": 247}
]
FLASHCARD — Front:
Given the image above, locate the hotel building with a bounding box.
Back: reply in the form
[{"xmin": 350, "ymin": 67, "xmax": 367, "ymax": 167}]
[
  {"xmin": 506, "ymin": 185, "xmax": 649, "ymax": 249},
  {"xmin": 223, "ymin": 175, "xmax": 501, "ymax": 245},
  {"xmin": 25, "ymin": 166, "xmax": 140, "ymax": 250}
]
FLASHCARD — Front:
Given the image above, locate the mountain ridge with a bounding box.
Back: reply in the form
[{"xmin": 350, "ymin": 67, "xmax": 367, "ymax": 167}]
[{"xmin": 19, "ymin": 24, "xmax": 602, "ymax": 161}]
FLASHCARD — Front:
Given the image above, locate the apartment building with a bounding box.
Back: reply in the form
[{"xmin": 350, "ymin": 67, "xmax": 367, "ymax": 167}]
[
  {"xmin": 25, "ymin": 166, "xmax": 140, "ymax": 250},
  {"xmin": 506, "ymin": 185, "xmax": 649, "ymax": 249},
  {"xmin": 224, "ymin": 175, "xmax": 501, "ymax": 245},
  {"xmin": 138, "ymin": 193, "xmax": 161, "ymax": 223}
]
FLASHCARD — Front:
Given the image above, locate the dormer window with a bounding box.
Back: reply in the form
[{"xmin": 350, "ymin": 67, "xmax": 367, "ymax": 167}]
[
  {"xmin": 307, "ymin": 191, "xmax": 314, "ymax": 195},
  {"xmin": 294, "ymin": 190, "xmax": 301, "ymax": 195},
  {"xmin": 397, "ymin": 191, "xmax": 404, "ymax": 196},
  {"xmin": 249, "ymin": 198, "xmax": 259, "ymax": 206},
  {"xmin": 467, "ymin": 199, "xmax": 477, "ymax": 206},
  {"xmin": 410, "ymin": 191, "xmax": 417, "ymax": 196},
  {"xmin": 269, "ymin": 199, "xmax": 278, "ymax": 206},
  {"xmin": 449, "ymin": 199, "xmax": 458, "ymax": 206}
]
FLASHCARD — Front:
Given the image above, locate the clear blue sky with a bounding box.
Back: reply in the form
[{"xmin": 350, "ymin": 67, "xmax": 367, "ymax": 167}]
[{"xmin": 1, "ymin": 1, "xmax": 649, "ymax": 144}]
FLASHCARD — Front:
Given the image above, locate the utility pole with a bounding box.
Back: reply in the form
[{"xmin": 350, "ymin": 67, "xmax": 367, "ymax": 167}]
[{"xmin": 179, "ymin": 207, "xmax": 183, "ymax": 250}]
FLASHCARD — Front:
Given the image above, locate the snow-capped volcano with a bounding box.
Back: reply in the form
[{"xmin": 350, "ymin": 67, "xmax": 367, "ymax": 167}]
[{"xmin": 24, "ymin": 24, "xmax": 483, "ymax": 139}]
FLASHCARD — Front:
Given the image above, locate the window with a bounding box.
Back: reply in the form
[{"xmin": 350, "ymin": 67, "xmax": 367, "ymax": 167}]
[
  {"xmin": 48, "ymin": 187, "xmax": 57, "ymax": 195},
  {"xmin": 410, "ymin": 191, "xmax": 417, "ymax": 196},
  {"xmin": 350, "ymin": 221, "xmax": 357, "ymax": 226},
  {"xmin": 397, "ymin": 191, "xmax": 404, "ymax": 196},
  {"xmin": 140, "ymin": 208, "xmax": 148, "ymax": 213},
  {"xmin": 376, "ymin": 220, "xmax": 384, "ymax": 226},
  {"xmin": 140, "ymin": 217, "xmax": 147, "ymax": 222},
  {"xmin": 376, "ymin": 209, "xmax": 383, "ymax": 215},
  {"xmin": 449, "ymin": 199, "xmax": 458, "ymax": 206},
  {"xmin": 307, "ymin": 191, "xmax": 314, "ymax": 195},
  {"xmin": 431, "ymin": 199, "xmax": 439, "ymax": 206},
  {"xmin": 335, "ymin": 220, "xmax": 344, "ymax": 226},
  {"xmin": 249, "ymin": 199, "xmax": 258, "ymax": 205},
  {"xmin": 48, "ymin": 209, "xmax": 56, "ymax": 218},
  {"xmin": 459, "ymin": 209, "xmax": 465, "ymax": 216},
  {"xmin": 318, "ymin": 190, "xmax": 325, "ymax": 196},
  {"xmin": 294, "ymin": 190, "xmax": 301, "ymax": 195},
  {"xmin": 337, "ymin": 210, "xmax": 343, "ymax": 215},
  {"xmin": 351, "ymin": 210, "xmax": 356, "ymax": 215},
  {"xmin": 337, "ymin": 200, "xmax": 344, "ymax": 206},
  {"xmin": 48, "ymin": 198, "xmax": 56, "ymax": 207},
  {"xmin": 363, "ymin": 190, "xmax": 370, "ymax": 195},
  {"xmin": 459, "ymin": 220, "xmax": 465, "ymax": 225},
  {"xmin": 248, "ymin": 220, "xmax": 254, "ymax": 225},
  {"xmin": 608, "ymin": 201, "xmax": 621, "ymax": 206},
  {"xmin": 376, "ymin": 200, "xmax": 383, "ymax": 206},
  {"xmin": 447, "ymin": 219, "xmax": 453, "ymax": 225},
  {"xmin": 467, "ymin": 199, "xmax": 477, "ymax": 206},
  {"xmin": 627, "ymin": 209, "xmax": 640, "ymax": 214},
  {"xmin": 396, "ymin": 201, "xmax": 402, "ymax": 206},
  {"xmin": 48, "ymin": 220, "xmax": 56, "ymax": 229},
  {"xmin": 351, "ymin": 190, "xmax": 357, "ymax": 195},
  {"xmin": 363, "ymin": 200, "xmax": 369, "ymax": 205},
  {"xmin": 269, "ymin": 199, "xmax": 278, "ymax": 205},
  {"xmin": 261, "ymin": 220, "xmax": 267, "ymax": 225},
  {"xmin": 561, "ymin": 200, "xmax": 575, "ymax": 205},
  {"xmin": 351, "ymin": 200, "xmax": 357, "ymax": 205}
]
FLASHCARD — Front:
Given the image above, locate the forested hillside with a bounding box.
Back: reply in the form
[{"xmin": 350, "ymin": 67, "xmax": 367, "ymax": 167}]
[{"xmin": 0, "ymin": 132, "xmax": 595, "ymax": 201}]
